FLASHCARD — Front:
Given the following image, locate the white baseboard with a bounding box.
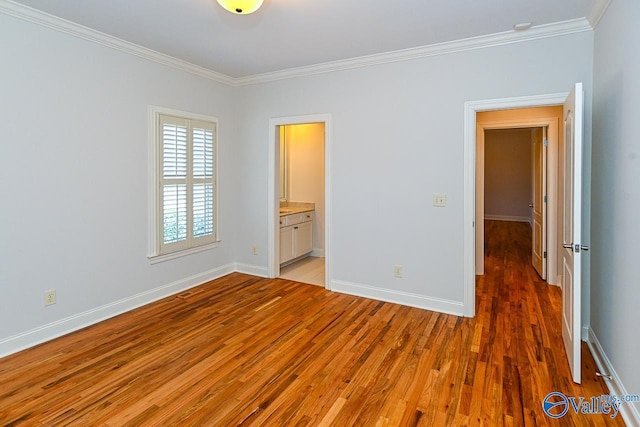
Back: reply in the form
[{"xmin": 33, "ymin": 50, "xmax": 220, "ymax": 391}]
[
  {"xmin": 311, "ymin": 248, "xmax": 324, "ymax": 257},
  {"xmin": 0, "ymin": 263, "xmax": 236, "ymax": 358},
  {"xmin": 484, "ymin": 214, "xmax": 530, "ymax": 223},
  {"xmin": 587, "ymin": 327, "xmax": 640, "ymax": 426},
  {"xmin": 234, "ymin": 262, "xmax": 269, "ymax": 277},
  {"xmin": 555, "ymin": 275, "xmax": 563, "ymax": 287},
  {"xmin": 330, "ymin": 279, "xmax": 464, "ymax": 316}
]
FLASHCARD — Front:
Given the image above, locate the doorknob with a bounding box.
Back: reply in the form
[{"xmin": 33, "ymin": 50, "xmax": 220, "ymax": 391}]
[
  {"xmin": 529, "ymin": 204, "xmax": 534, "ymax": 208},
  {"xmin": 563, "ymin": 243, "xmax": 573, "ymax": 250}
]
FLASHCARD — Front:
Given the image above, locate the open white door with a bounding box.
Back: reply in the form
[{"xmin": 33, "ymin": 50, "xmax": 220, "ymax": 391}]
[
  {"xmin": 531, "ymin": 127, "xmax": 547, "ymax": 279},
  {"xmin": 561, "ymin": 82, "xmax": 584, "ymax": 384}
]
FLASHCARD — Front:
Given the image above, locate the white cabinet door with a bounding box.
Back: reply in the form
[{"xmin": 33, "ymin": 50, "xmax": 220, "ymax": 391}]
[
  {"xmin": 280, "ymin": 225, "xmax": 296, "ymax": 264},
  {"xmin": 294, "ymin": 221, "xmax": 313, "ymax": 257}
]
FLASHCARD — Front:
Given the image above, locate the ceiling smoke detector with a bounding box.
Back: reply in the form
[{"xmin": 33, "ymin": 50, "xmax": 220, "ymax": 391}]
[{"xmin": 513, "ymin": 22, "xmax": 533, "ymax": 31}]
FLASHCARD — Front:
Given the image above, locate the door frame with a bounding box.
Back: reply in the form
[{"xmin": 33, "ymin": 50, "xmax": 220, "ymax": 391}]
[
  {"xmin": 463, "ymin": 93, "xmax": 567, "ymax": 317},
  {"xmin": 532, "ymin": 126, "xmax": 548, "ymax": 280},
  {"xmin": 267, "ymin": 114, "xmax": 333, "ymax": 290}
]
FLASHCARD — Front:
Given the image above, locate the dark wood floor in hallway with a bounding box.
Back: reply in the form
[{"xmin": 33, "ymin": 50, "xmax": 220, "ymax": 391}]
[{"xmin": 0, "ymin": 221, "xmax": 621, "ymax": 426}]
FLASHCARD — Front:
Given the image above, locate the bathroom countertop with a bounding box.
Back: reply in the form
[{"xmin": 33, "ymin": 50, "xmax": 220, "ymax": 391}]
[
  {"xmin": 279, "ymin": 207, "xmax": 314, "ymax": 216},
  {"xmin": 279, "ymin": 202, "xmax": 315, "ymax": 216}
]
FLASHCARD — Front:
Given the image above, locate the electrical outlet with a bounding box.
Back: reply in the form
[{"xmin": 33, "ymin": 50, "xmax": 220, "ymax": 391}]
[
  {"xmin": 44, "ymin": 289, "xmax": 56, "ymax": 306},
  {"xmin": 394, "ymin": 265, "xmax": 403, "ymax": 278},
  {"xmin": 252, "ymin": 244, "xmax": 258, "ymax": 255},
  {"xmin": 433, "ymin": 193, "xmax": 447, "ymax": 207}
]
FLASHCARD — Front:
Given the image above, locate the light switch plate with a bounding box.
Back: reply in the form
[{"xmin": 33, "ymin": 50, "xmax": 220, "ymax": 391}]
[{"xmin": 433, "ymin": 194, "xmax": 447, "ymax": 207}]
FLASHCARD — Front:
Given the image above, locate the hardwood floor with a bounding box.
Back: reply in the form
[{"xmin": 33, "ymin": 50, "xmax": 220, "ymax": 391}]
[
  {"xmin": 0, "ymin": 221, "xmax": 622, "ymax": 426},
  {"xmin": 279, "ymin": 256, "xmax": 325, "ymax": 287}
]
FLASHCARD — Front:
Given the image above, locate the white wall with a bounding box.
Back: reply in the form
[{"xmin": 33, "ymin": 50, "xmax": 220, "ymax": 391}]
[
  {"xmin": 484, "ymin": 129, "xmax": 532, "ymax": 222},
  {"xmin": 235, "ymin": 32, "xmax": 594, "ymax": 314},
  {"xmin": 286, "ymin": 124, "xmax": 325, "ymax": 254},
  {"xmin": 0, "ymin": 13, "xmax": 239, "ymax": 354},
  {"xmin": 592, "ymin": 0, "xmax": 640, "ymax": 419}
]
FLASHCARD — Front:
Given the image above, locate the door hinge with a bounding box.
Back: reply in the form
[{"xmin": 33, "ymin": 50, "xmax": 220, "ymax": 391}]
[
  {"xmin": 543, "ymin": 251, "xmax": 547, "ymax": 259},
  {"xmin": 543, "ymin": 139, "xmax": 549, "ymax": 147},
  {"xmin": 543, "ymin": 195, "xmax": 547, "ymax": 203}
]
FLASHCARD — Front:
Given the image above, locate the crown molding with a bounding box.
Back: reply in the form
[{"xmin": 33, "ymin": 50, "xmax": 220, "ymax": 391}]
[
  {"xmin": 236, "ymin": 18, "xmax": 592, "ymax": 86},
  {"xmin": 2, "ymin": 0, "xmax": 594, "ymax": 88},
  {"xmin": 587, "ymin": 0, "xmax": 612, "ymax": 28},
  {"xmin": 0, "ymin": 0, "xmax": 236, "ymax": 86}
]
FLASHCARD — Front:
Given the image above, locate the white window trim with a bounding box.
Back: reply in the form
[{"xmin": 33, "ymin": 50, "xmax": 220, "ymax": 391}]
[
  {"xmin": 147, "ymin": 106, "xmax": 220, "ymax": 263},
  {"xmin": 148, "ymin": 242, "xmax": 220, "ymax": 265}
]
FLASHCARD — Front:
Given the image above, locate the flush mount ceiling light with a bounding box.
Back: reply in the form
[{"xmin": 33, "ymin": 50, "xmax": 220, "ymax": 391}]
[{"xmin": 216, "ymin": 0, "xmax": 264, "ymax": 14}]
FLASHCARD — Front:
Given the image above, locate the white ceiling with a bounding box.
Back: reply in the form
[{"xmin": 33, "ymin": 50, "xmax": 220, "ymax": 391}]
[{"xmin": 9, "ymin": 0, "xmax": 597, "ymax": 78}]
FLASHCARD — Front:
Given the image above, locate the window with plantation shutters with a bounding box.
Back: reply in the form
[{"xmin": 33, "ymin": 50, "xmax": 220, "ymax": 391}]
[{"xmin": 153, "ymin": 112, "xmax": 217, "ymax": 257}]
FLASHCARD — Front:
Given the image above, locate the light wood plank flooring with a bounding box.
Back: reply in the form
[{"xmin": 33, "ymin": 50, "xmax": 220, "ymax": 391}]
[
  {"xmin": 279, "ymin": 256, "xmax": 325, "ymax": 287},
  {"xmin": 0, "ymin": 221, "xmax": 621, "ymax": 425}
]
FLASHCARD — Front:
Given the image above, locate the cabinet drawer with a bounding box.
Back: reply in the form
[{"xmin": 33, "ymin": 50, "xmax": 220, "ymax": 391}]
[{"xmin": 282, "ymin": 211, "xmax": 312, "ymax": 227}]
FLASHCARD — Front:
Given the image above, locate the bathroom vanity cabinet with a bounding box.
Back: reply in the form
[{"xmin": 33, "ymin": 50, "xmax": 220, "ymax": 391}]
[{"xmin": 279, "ymin": 211, "xmax": 313, "ymax": 265}]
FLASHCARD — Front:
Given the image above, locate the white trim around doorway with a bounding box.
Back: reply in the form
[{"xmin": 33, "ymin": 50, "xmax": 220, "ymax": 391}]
[
  {"xmin": 463, "ymin": 93, "xmax": 568, "ymax": 318},
  {"xmin": 268, "ymin": 114, "xmax": 333, "ymax": 290}
]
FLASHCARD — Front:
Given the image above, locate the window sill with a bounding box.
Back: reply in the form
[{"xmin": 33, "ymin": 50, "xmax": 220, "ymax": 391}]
[{"xmin": 148, "ymin": 241, "xmax": 221, "ymax": 265}]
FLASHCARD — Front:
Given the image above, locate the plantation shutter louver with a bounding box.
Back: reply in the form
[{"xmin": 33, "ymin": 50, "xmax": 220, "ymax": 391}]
[{"xmin": 191, "ymin": 121, "xmax": 215, "ymax": 240}]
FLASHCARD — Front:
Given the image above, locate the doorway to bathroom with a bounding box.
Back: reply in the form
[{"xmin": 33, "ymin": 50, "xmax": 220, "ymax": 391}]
[{"xmin": 268, "ymin": 114, "xmax": 332, "ymax": 289}]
